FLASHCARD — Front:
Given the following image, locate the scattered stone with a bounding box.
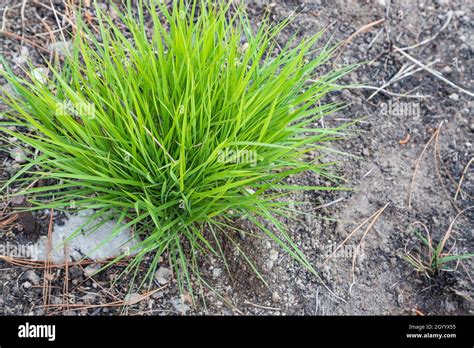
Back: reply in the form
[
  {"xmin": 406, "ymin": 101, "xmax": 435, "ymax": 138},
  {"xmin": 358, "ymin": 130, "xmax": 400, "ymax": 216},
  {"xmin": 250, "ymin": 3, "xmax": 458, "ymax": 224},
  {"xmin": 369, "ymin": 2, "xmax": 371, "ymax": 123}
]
[
  {"xmin": 24, "ymin": 270, "xmax": 40, "ymax": 285},
  {"xmin": 124, "ymin": 292, "xmax": 143, "ymax": 305},
  {"xmin": 154, "ymin": 266, "xmax": 171, "ymax": 285},
  {"xmin": 10, "ymin": 195, "xmax": 26, "ymax": 206},
  {"xmin": 22, "ymin": 281, "xmax": 32, "ymax": 289},
  {"xmin": 171, "ymin": 297, "xmax": 190, "ymax": 313},
  {"xmin": 84, "ymin": 264, "xmax": 101, "ymax": 278},
  {"xmin": 152, "ymin": 291, "xmax": 164, "ymax": 299},
  {"xmin": 265, "ymin": 260, "xmax": 274, "ymax": 271},
  {"xmin": 212, "ymin": 267, "xmax": 222, "ymax": 278},
  {"xmin": 32, "ymin": 210, "xmax": 140, "ymax": 262},
  {"xmin": 449, "ymin": 93, "xmax": 459, "ymax": 101},
  {"xmin": 269, "ymin": 249, "xmax": 279, "ymax": 262},
  {"xmin": 31, "ymin": 68, "xmax": 49, "ymax": 85},
  {"xmin": 48, "ymin": 41, "xmax": 72, "ymax": 57},
  {"xmin": 82, "ymin": 293, "xmax": 97, "ymax": 303},
  {"xmin": 10, "ymin": 148, "xmax": 27, "ymax": 163}
]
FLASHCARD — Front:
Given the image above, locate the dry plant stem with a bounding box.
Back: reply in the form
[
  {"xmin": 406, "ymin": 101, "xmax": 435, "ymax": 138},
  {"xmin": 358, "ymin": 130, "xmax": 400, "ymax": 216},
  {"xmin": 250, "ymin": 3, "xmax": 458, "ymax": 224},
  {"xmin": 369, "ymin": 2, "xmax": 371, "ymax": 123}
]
[
  {"xmin": 438, "ymin": 206, "xmax": 474, "ymax": 255},
  {"xmin": 21, "ymin": 0, "xmax": 27, "ymax": 40},
  {"xmin": 408, "ymin": 121, "xmax": 443, "ymax": 209},
  {"xmin": 349, "ymin": 203, "xmax": 389, "ymax": 293},
  {"xmin": 397, "ymin": 11, "xmax": 453, "ymax": 52},
  {"xmin": 322, "ymin": 206, "xmax": 387, "ymax": 265},
  {"xmin": 367, "ymin": 60, "xmax": 438, "ymax": 100},
  {"xmin": 44, "ymin": 287, "xmax": 165, "ymax": 312},
  {"xmin": 393, "ymin": 46, "xmax": 474, "ymax": 97},
  {"xmin": 0, "ymin": 255, "xmax": 134, "ymax": 268},
  {"xmin": 412, "ymin": 221, "xmax": 433, "ymax": 261},
  {"xmin": 354, "ymin": 85, "xmax": 431, "ymax": 99},
  {"xmin": 37, "ymin": 15, "xmax": 57, "ymax": 63},
  {"xmin": 243, "ymin": 300, "xmax": 281, "ymax": 311},
  {"xmin": 62, "ymin": 242, "xmax": 69, "ymax": 312},
  {"xmin": 49, "ymin": 0, "xmax": 67, "ymax": 42}
]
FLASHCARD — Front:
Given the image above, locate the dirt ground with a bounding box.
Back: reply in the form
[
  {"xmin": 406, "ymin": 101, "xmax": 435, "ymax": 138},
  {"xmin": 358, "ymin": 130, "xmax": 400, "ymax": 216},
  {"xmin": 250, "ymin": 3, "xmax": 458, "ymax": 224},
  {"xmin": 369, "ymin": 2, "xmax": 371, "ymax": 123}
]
[{"xmin": 0, "ymin": 0, "xmax": 472, "ymax": 315}]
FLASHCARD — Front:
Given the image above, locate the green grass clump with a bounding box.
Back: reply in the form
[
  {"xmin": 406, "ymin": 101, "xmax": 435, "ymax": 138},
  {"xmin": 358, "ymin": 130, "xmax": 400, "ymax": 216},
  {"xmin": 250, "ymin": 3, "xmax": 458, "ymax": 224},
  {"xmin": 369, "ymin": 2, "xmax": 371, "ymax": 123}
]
[{"xmin": 1, "ymin": 0, "xmax": 354, "ymax": 298}]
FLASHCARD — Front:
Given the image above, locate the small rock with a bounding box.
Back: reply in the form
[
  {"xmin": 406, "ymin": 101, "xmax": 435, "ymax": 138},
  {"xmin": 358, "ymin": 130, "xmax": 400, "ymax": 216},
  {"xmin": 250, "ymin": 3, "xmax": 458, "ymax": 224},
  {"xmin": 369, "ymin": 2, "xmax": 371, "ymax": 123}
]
[
  {"xmin": 84, "ymin": 264, "xmax": 101, "ymax": 278},
  {"xmin": 152, "ymin": 291, "xmax": 164, "ymax": 299},
  {"xmin": 23, "ymin": 281, "xmax": 32, "ymax": 289},
  {"xmin": 25, "ymin": 270, "xmax": 40, "ymax": 285},
  {"xmin": 154, "ymin": 266, "xmax": 171, "ymax": 285},
  {"xmin": 31, "ymin": 68, "xmax": 49, "ymax": 85},
  {"xmin": 10, "ymin": 195, "xmax": 25, "ymax": 206},
  {"xmin": 269, "ymin": 249, "xmax": 279, "ymax": 262},
  {"xmin": 272, "ymin": 291, "xmax": 281, "ymax": 303},
  {"xmin": 212, "ymin": 267, "xmax": 222, "ymax": 278},
  {"xmin": 441, "ymin": 66, "xmax": 452, "ymax": 74},
  {"xmin": 124, "ymin": 292, "xmax": 143, "ymax": 305},
  {"xmin": 449, "ymin": 93, "xmax": 459, "ymax": 101},
  {"xmin": 10, "ymin": 148, "xmax": 27, "ymax": 163},
  {"xmin": 12, "ymin": 46, "xmax": 29, "ymax": 66},
  {"xmin": 171, "ymin": 297, "xmax": 190, "ymax": 313},
  {"xmin": 48, "ymin": 41, "xmax": 72, "ymax": 57},
  {"xmin": 469, "ymin": 124, "xmax": 474, "ymax": 132}
]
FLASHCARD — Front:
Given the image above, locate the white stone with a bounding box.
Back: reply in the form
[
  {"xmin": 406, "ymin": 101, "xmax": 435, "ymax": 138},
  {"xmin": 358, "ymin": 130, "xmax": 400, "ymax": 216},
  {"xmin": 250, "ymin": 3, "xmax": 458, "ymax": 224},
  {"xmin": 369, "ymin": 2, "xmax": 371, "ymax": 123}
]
[{"xmin": 31, "ymin": 210, "xmax": 140, "ymax": 262}]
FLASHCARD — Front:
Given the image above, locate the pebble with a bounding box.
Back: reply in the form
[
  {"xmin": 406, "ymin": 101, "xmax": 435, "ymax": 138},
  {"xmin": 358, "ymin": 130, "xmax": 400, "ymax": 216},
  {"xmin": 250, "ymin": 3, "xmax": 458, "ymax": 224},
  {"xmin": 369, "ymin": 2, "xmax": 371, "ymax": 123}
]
[
  {"xmin": 171, "ymin": 297, "xmax": 190, "ymax": 313},
  {"xmin": 152, "ymin": 291, "xmax": 164, "ymax": 299},
  {"xmin": 12, "ymin": 46, "xmax": 29, "ymax": 66},
  {"xmin": 449, "ymin": 93, "xmax": 459, "ymax": 101},
  {"xmin": 10, "ymin": 148, "xmax": 27, "ymax": 163},
  {"xmin": 25, "ymin": 270, "xmax": 40, "ymax": 285},
  {"xmin": 84, "ymin": 264, "xmax": 101, "ymax": 278},
  {"xmin": 212, "ymin": 267, "xmax": 222, "ymax": 278},
  {"xmin": 272, "ymin": 291, "xmax": 281, "ymax": 303},
  {"xmin": 48, "ymin": 41, "xmax": 72, "ymax": 57},
  {"xmin": 154, "ymin": 266, "xmax": 171, "ymax": 285},
  {"xmin": 441, "ymin": 66, "xmax": 452, "ymax": 74},
  {"xmin": 10, "ymin": 195, "xmax": 26, "ymax": 206},
  {"xmin": 23, "ymin": 281, "xmax": 32, "ymax": 289},
  {"xmin": 269, "ymin": 249, "xmax": 279, "ymax": 262},
  {"xmin": 31, "ymin": 68, "xmax": 49, "ymax": 85}
]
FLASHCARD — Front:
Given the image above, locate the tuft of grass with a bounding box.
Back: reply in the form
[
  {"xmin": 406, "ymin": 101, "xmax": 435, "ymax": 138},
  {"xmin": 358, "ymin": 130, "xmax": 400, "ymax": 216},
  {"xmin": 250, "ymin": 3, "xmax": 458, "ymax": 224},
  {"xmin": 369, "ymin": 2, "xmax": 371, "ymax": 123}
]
[{"xmin": 1, "ymin": 0, "xmax": 356, "ymax": 299}]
